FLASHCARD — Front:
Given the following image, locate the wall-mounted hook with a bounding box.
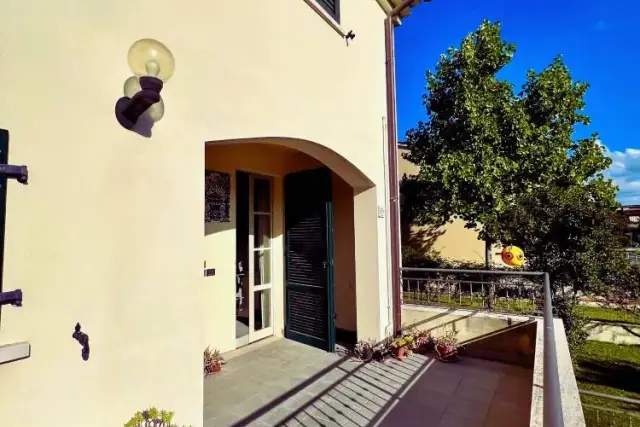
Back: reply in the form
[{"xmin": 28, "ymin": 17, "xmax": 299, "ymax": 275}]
[
  {"xmin": 345, "ymin": 30, "xmax": 356, "ymax": 46},
  {"xmin": 72, "ymin": 323, "xmax": 90, "ymax": 361}
]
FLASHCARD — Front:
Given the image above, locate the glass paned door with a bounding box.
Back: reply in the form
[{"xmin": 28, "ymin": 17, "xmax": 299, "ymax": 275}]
[{"xmin": 248, "ymin": 176, "xmax": 274, "ymax": 342}]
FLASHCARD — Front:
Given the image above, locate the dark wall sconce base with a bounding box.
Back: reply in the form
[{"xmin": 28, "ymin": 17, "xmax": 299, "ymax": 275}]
[
  {"xmin": 72, "ymin": 323, "xmax": 90, "ymax": 361},
  {"xmin": 115, "ymin": 76, "xmax": 163, "ymax": 130}
]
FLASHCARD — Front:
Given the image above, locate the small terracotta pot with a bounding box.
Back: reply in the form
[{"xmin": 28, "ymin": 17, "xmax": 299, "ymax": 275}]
[
  {"xmin": 393, "ymin": 346, "xmax": 409, "ymax": 360},
  {"xmin": 435, "ymin": 344, "xmax": 458, "ymax": 362},
  {"xmin": 211, "ymin": 363, "xmax": 222, "ymax": 374}
]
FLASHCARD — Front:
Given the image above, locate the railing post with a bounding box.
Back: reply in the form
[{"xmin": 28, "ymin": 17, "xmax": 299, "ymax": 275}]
[{"xmin": 543, "ymin": 272, "xmax": 565, "ymax": 427}]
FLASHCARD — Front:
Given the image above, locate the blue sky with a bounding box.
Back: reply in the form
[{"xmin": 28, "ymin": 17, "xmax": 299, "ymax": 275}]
[{"xmin": 395, "ymin": 0, "xmax": 640, "ymax": 205}]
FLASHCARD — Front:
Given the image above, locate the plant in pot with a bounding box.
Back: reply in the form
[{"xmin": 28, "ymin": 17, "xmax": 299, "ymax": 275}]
[
  {"xmin": 373, "ymin": 339, "xmax": 393, "ymax": 364},
  {"xmin": 413, "ymin": 330, "xmax": 433, "ymax": 354},
  {"xmin": 124, "ymin": 407, "xmax": 192, "ymax": 427},
  {"xmin": 204, "ymin": 346, "xmax": 225, "ymax": 377},
  {"xmin": 353, "ymin": 339, "xmax": 376, "ymax": 362},
  {"xmin": 391, "ymin": 335, "xmax": 414, "ymax": 360},
  {"xmin": 434, "ymin": 330, "xmax": 459, "ymax": 362}
]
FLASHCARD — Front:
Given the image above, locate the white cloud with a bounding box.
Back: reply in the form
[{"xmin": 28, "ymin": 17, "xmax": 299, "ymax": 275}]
[{"xmin": 600, "ymin": 139, "xmax": 640, "ymax": 205}]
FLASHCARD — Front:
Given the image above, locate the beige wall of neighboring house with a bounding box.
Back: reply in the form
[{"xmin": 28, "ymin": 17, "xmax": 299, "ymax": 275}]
[
  {"xmin": 398, "ymin": 145, "xmax": 502, "ymax": 264},
  {"xmin": 0, "ymin": 1, "xmax": 394, "ymax": 426}
]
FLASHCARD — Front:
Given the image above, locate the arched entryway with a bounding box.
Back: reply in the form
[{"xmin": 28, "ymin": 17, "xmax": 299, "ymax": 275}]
[{"xmin": 202, "ymin": 137, "xmax": 385, "ymax": 354}]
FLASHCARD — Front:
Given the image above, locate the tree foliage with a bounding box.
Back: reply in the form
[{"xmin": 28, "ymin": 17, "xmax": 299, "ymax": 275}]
[
  {"xmin": 402, "ymin": 20, "xmax": 639, "ymax": 353},
  {"xmin": 404, "ymin": 20, "xmax": 616, "ymax": 238}
]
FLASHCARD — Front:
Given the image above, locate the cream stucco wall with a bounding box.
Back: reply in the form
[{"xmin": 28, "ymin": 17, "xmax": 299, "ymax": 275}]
[
  {"xmin": 398, "ymin": 145, "xmax": 503, "ymax": 264},
  {"xmin": 332, "ymin": 174, "xmax": 358, "ymax": 333},
  {"xmin": 0, "ymin": 0, "xmax": 391, "ymax": 426}
]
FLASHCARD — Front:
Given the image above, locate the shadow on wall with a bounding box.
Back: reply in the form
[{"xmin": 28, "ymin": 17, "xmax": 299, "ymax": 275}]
[
  {"xmin": 401, "ymin": 306, "xmax": 537, "ymax": 367},
  {"xmin": 402, "ymin": 223, "xmax": 445, "ymax": 260},
  {"xmin": 461, "ymin": 321, "xmax": 537, "ymax": 368},
  {"xmin": 399, "ymin": 174, "xmax": 445, "ymax": 260},
  {"xmin": 205, "ymin": 221, "xmax": 234, "ymax": 237}
]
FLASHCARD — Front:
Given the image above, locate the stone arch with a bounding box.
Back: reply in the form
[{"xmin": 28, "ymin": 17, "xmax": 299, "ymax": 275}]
[{"xmin": 205, "ymin": 136, "xmax": 375, "ymax": 192}]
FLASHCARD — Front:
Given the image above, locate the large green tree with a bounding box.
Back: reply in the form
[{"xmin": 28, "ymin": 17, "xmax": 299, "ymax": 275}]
[
  {"xmin": 403, "ymin": 21, "xmax": 615, "ymax": 254},
  {"xmin": 403, "ymin": 20, "xmax": 637, "ymax": 352},
  {"xmin": 403, "ymin": 20, "xmax": 616, "ymax": 262}
]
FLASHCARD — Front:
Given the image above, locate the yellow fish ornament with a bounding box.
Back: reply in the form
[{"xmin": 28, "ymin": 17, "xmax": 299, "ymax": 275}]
[{"xmin": 501, "ymin": 245, "xmax": 525, "ymax": 267}]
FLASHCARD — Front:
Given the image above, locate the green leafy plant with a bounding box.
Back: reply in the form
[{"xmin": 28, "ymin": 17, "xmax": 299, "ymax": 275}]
[
  {"xmin": 204, "ymin": 346, "xmax": 225, "ymax": 377},
  {"xmin": 391, "ymin": 335, "xmax": 415, "ymax": 350},
  {"xmin": 123, "ymin": 407, "xmax": 191, "ymax": 427}
]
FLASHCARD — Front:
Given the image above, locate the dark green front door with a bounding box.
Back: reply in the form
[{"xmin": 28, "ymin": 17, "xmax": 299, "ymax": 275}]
[{"xmin": 284, "ymin": 167, "xmax": 335, "ymax": 352}]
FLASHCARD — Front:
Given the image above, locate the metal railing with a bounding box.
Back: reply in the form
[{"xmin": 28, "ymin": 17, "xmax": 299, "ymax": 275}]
[
  {"xmin": 624, "ymin": 251, "xmax": 640, "ymax": 266},
  {"xmin": 401, "ymin": 268, "xmax": 565, "ymax": 427},
  {"xmin": 401, "ymin": 267, "xmax": 543, "ymax": 315},
  {"xmin": 580, "ymin": 390, "xmax": 640, "ymax": 426}
]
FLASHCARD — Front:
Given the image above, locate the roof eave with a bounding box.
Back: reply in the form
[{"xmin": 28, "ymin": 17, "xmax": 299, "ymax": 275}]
[{"xmin": 375, "ymin": 0, "xmax": 417, "ymax": 26}]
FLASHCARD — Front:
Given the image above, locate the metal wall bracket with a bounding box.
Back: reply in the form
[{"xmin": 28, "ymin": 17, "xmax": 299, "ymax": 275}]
[
  {"xmin": 0, "ymin": 129, "xmax": 28, "ymax": 185},
  {"xmin": 0, "ymin": 289, "xmax": 22, "ymax": 307},
  {"xmin": 0, "ymin": 164, "xmax": 28, "ymax": 185}
]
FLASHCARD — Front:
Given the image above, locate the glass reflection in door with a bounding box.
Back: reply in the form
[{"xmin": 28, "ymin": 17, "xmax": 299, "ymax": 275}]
[
  {"xmin": 235, "ymin": 172, "xmax": 274, "ymax": 348},
  {"xmin": 250, "ymin": 176, "xmax": 273, "ymax": 338},
  {"xmin": 235, "ymin": 172, "xmax": 250, "ymax": 347}
]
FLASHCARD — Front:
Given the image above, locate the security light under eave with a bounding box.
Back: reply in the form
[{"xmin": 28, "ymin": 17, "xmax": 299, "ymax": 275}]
[{"xmin": 115, "ymin": 38, "xmax": 175, "ymax": 130}]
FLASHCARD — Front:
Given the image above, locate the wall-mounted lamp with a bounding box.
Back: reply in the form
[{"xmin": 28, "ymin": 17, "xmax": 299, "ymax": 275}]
[{"xmin": 115, "ymin": 38, "xmax": 175, "ymax": 130}]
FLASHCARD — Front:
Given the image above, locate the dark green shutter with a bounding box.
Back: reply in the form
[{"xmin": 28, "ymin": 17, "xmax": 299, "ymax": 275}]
[
  {"xmin": 317, "ymin": 0, "xmax": 340, "ymax": 22},
  {"xmin": 284, "ymin": 167, "xmax": 335, "ymax": 351}
]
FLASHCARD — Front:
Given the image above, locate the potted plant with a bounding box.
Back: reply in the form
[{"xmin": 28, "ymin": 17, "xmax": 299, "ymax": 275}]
[
  {"xmin": 373, "ymin": 340, "xmax": 393, "ymax": 364},
  {"xmin": 434, "ymin": 330, "xmax": 459, "ymax": 362},
  {"xmin": 204, "ymin": 346, "xmax": 225, "ymax": 376},
  {"xmin": 353, "ymin": 339, "xmax": 376, "ymax": 362},
  {"xmin": 124, "ymin": 407, "xmax": 192, "ymax": 427},
  {"xmin": 413, "ymin": 330, "xmax": 433, "ymax": 354},
  {"xmin": 391, "ymin": 336, "xmax": 414, "ymax": 360}
]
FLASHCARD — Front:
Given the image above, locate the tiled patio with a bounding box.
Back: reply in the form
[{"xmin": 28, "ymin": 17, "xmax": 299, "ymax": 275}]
[{"xmin": 204, "ymin": 338, "xmax": 533, "ymax": 427}]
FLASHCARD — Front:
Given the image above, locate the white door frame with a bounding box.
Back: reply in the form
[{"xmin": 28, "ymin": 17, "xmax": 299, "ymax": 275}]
[{"xmin": 236, "ymin": 173, "xmax": 274, "ymax": 347}]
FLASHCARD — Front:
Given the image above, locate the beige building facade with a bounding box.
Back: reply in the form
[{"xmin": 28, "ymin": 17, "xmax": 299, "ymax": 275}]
[
  {"xmin": 0, "ymin": 1, "xmax": 405, "ymax": 426},
  {"xmin": 398, "ymin": 144, "xmax": 503, "ymax": 264}
]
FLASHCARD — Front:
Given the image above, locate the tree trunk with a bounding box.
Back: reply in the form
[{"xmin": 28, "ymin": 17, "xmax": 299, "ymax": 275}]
[{"xmin": 485, "ymin": 239, "xmax": 491, "ymax": 268}]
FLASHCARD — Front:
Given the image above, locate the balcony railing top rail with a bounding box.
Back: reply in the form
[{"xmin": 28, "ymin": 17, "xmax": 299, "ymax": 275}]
[{"xmin": 400, "ymin": 267, "xmax": 565, "ymax": 427}]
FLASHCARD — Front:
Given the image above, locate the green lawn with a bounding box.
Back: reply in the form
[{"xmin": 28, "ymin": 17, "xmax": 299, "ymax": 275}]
[
  {"xmin": 402, "ymin": 292, "xmax": 537, "ymax": 314},
  {"xmin": 577, "ymin": 305, "xmax": 640, "ymax": 325},
  {"xmin": 575, "ymin": 341, "xmax": 640, "ymax": 426}
]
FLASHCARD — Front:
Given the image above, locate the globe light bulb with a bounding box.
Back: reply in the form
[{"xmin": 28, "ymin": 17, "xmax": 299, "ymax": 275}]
[
  {"xmin": 145, "ymin": 60, "xmax": 160, "ymax": 78},
  {"xmin": 147, "ymin": 98, "xmax": 165, "ymax": 122},
  {"xmin": 127, "ymin": 39, "xmax": 175, "ymax": 82},
  {"xmin": 123, "ymin": 76, "xmax": 141, "ymax": 98},
  {"xmin": 122, "ymin": 76, "xmax": 165, "ymax": 123}
]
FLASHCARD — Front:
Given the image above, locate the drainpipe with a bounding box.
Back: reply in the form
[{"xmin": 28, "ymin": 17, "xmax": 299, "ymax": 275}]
[
  {"xmin": 385, "ymin": 1, "xmax": 412, "ymax": 336},
  {"xmin": 381, "ymin": 117, "xmax": 395, "ymax": 338}
]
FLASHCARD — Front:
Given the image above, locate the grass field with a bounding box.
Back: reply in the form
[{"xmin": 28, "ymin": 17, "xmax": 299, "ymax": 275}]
[
  {"xmin": 577, "ymin": 305, "xmax": 640, "ymax": 325},
  {"xmin": 575, "ymin": 341, "xmax": 640, "ymax": 426},
  {"xmin": 402, "ymin": 291, "xmax": 538, "ymax": 313}
]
